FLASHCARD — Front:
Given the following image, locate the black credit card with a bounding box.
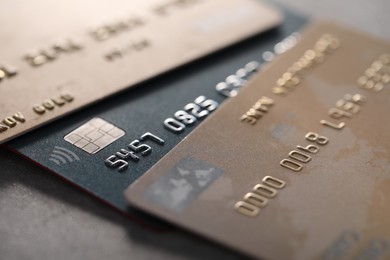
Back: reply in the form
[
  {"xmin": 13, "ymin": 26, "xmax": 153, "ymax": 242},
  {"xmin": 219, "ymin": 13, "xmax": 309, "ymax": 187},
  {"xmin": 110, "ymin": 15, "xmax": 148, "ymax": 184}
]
[{"xmin": 6, "ymin": 11, "xmax": 307, "ymax": 218}]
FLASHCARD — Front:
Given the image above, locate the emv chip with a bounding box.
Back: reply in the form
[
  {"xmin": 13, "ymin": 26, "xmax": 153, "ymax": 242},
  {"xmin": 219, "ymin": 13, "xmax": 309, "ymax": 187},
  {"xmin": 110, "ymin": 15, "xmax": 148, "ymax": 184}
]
[{"xmin": 64, "ymin": 118, "xmax": 125, "ymax": 154}]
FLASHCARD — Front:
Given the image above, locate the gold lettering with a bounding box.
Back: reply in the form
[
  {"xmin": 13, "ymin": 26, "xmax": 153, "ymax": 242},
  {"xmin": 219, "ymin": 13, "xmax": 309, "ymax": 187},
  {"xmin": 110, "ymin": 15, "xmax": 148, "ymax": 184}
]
[
  {"xmin": 262, "ymin": 176, "xmax": 286, "ymax": 189},
  {"xmin": 2, "ymin": 65, "xmax": 18, "ymax": 77},
  {"xmin": 40, "ymin": 49, "xmax": 56, "ymax": 61},
  {"xmin": 61, "ymin": 93, "xmax": 74, "ymax": 102},
  {"xmin": 3, "ymin": 117, "xmax": 17, "ymax": 127},
  {"xmin": 289, "ymin": 150, "xmax": 311, "ymax": 163},
  {"xmin": 253, "ymin": 103, "xmax": 268, "ymax": 113},
  {"xmin": 320, "ymin": 120, "xmax": 345, "ymax": 130},
  {"xmin": 234, "ymin": 201, "xmax": 260, "ymax": 217},
  {"xmin": 24, "ymin": 40, "xmax": 83, "ymax": 67},
  {"xmin": 280, "ymin": 159, "xmax": 303, "ymax": 172},
  {"xmin": 328, "ymin": 108, "xmax": 352, "ymax": 119},
  {"xmin": 240, "ymin": 114, "xmax": 257, "ymax": 125},
  {"xmin": 258, "ymin": 96, "xmax": 275, "ymax": 106},
  {"xmin": 297, "ymin": 144, "xmax": 319, "ymax": 154},
  {"xmin": 33, "ymin": 93, "xmax": 74, "ymax": 115},
  {"xmin": 52, "ymin": 97, "xmax": 66, "ymax": 106},
  {"xmin": 244, "ymin": 192, "xmax": 268, "ymax": 208},
  {"xmin": 0, "ymin": 124, "xmax": 8, "ymax": 133},
  {"xmin": 25, "ymin": 51, "xmax": 47, "ymax": 67},
  {"xmin": 235, "ymin": 176, "xmax": 285, "ymax": 217},
  {"xmin": 42, "ymin": 100, "xmax": 55, "ymax": 110},
  {"xmin": 13, "ymin": 112, "xmax": 26, "ymax": 123},
  {"xmin": 358, "ymin": 54, "xmax": 389, "ymax": 92},
  {"xmin": 0, "ymin": 69, "xmax": 5, "ymax": 80},
  {"xmin": 253, "ymin": 184, "xmax": 277, "ymax": 198},
  {"xmin": 247, "ymin": 108, "xmax": 263, "ymax": 119},
  {"xmin": 274, "ymin": 34, "xmax": 340, "ymax": 95},
  {"xmin": 0, "ymin": 65, "xmax": 17, "ymax": 81},
  {"xmin": 240, "ymin": 96, "xmax": 274, "ymax": 125},
  {"xmin": 0, "ymin": 112, "xmax": 25, "ymax": 132},
  {"xmin": 33, "ymin": 105, "xmax": 46, "ymax": 115}
]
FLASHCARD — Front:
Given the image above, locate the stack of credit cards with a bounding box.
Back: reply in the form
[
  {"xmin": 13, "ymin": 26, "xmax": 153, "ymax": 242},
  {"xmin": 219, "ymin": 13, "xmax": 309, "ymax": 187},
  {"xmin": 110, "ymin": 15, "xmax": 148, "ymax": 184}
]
[
  {"xmin": 3, "ymin": 0, "xmax": 390, "ymax": 258},
  {"xmin": 6, "ymin": 4, "xmax": 306, "ymax": 214}
]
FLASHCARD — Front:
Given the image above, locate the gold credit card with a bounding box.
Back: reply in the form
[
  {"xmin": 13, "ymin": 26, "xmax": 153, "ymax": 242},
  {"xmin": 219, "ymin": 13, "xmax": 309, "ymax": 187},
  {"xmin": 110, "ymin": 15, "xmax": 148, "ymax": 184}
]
[
  {"xmin": 125, "ymin": 21, "xmax": 390, "ymax": 259},
  {"xmin": 0, "ymin": 0, "xmax": 282, "ymax": 143}
]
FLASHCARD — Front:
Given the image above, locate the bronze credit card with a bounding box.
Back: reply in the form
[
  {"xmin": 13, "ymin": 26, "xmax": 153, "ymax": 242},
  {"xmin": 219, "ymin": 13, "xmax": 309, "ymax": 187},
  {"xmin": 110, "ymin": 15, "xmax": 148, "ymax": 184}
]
[
  {"xmin": 125, "ymin": 21, "xmax": 390, "ymax": 259},
  {"xmin": 0, "ymin": 0, "xmax": 282, "ymax": 143}
]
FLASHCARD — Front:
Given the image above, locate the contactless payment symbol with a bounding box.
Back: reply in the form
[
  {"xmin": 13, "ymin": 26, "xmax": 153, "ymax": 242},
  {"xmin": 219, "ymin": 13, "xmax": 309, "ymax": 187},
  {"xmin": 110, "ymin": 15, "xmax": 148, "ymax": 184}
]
[
  {"xmin": 49, "ymin": 146, "xmax": 80, "ymax": 165},
  {"xmin": 64, "ymin": 117, "xmax": 125, "ymax": 154}
]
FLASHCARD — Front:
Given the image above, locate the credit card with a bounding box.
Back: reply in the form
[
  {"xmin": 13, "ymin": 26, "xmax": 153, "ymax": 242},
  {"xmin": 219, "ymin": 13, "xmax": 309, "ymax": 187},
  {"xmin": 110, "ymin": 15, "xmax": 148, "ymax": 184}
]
[
  {"xmin": 125, "ymin": 21, "xmax": 390, "ymax": 259},
  {"xmin": 6, "ymin": 12, "xmax": 307, "ymax": 217},
  {"xmin": 0, "ymin": 0, "xmax": 282, "ymax": 143}
]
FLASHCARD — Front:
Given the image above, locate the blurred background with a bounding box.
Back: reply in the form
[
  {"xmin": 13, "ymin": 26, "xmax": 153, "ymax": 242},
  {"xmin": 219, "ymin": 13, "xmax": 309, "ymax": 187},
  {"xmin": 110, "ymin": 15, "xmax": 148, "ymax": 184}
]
[
  {"xmin": 276, "ymin": 0, "xmax": 390, "ymax": 40},
  {"xmin": 1, "ymin": 0, "xmax": 389, "ymax": 259}
]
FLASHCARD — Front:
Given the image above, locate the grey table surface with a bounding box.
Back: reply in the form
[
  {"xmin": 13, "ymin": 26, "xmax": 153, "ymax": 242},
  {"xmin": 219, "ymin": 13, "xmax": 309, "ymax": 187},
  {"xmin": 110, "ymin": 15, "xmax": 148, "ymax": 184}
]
[{"xmin": 1, "ymin": 1, "xmax": 389, "ymax": 260}]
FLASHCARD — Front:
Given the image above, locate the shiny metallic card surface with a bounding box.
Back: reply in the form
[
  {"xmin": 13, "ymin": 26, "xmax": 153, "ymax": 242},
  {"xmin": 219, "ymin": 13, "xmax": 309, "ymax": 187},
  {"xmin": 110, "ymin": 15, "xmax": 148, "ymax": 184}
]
[
  {"xmin": 0, "ymin": 0, "xmax": 282, "ymax": 143},
  {"xmin": 125, "ymin": 21, "xmax": 390, "ymax": 259},
  {"xmin": 6, "ymin": 12, "xmax": 306, "ymax": 221}
]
